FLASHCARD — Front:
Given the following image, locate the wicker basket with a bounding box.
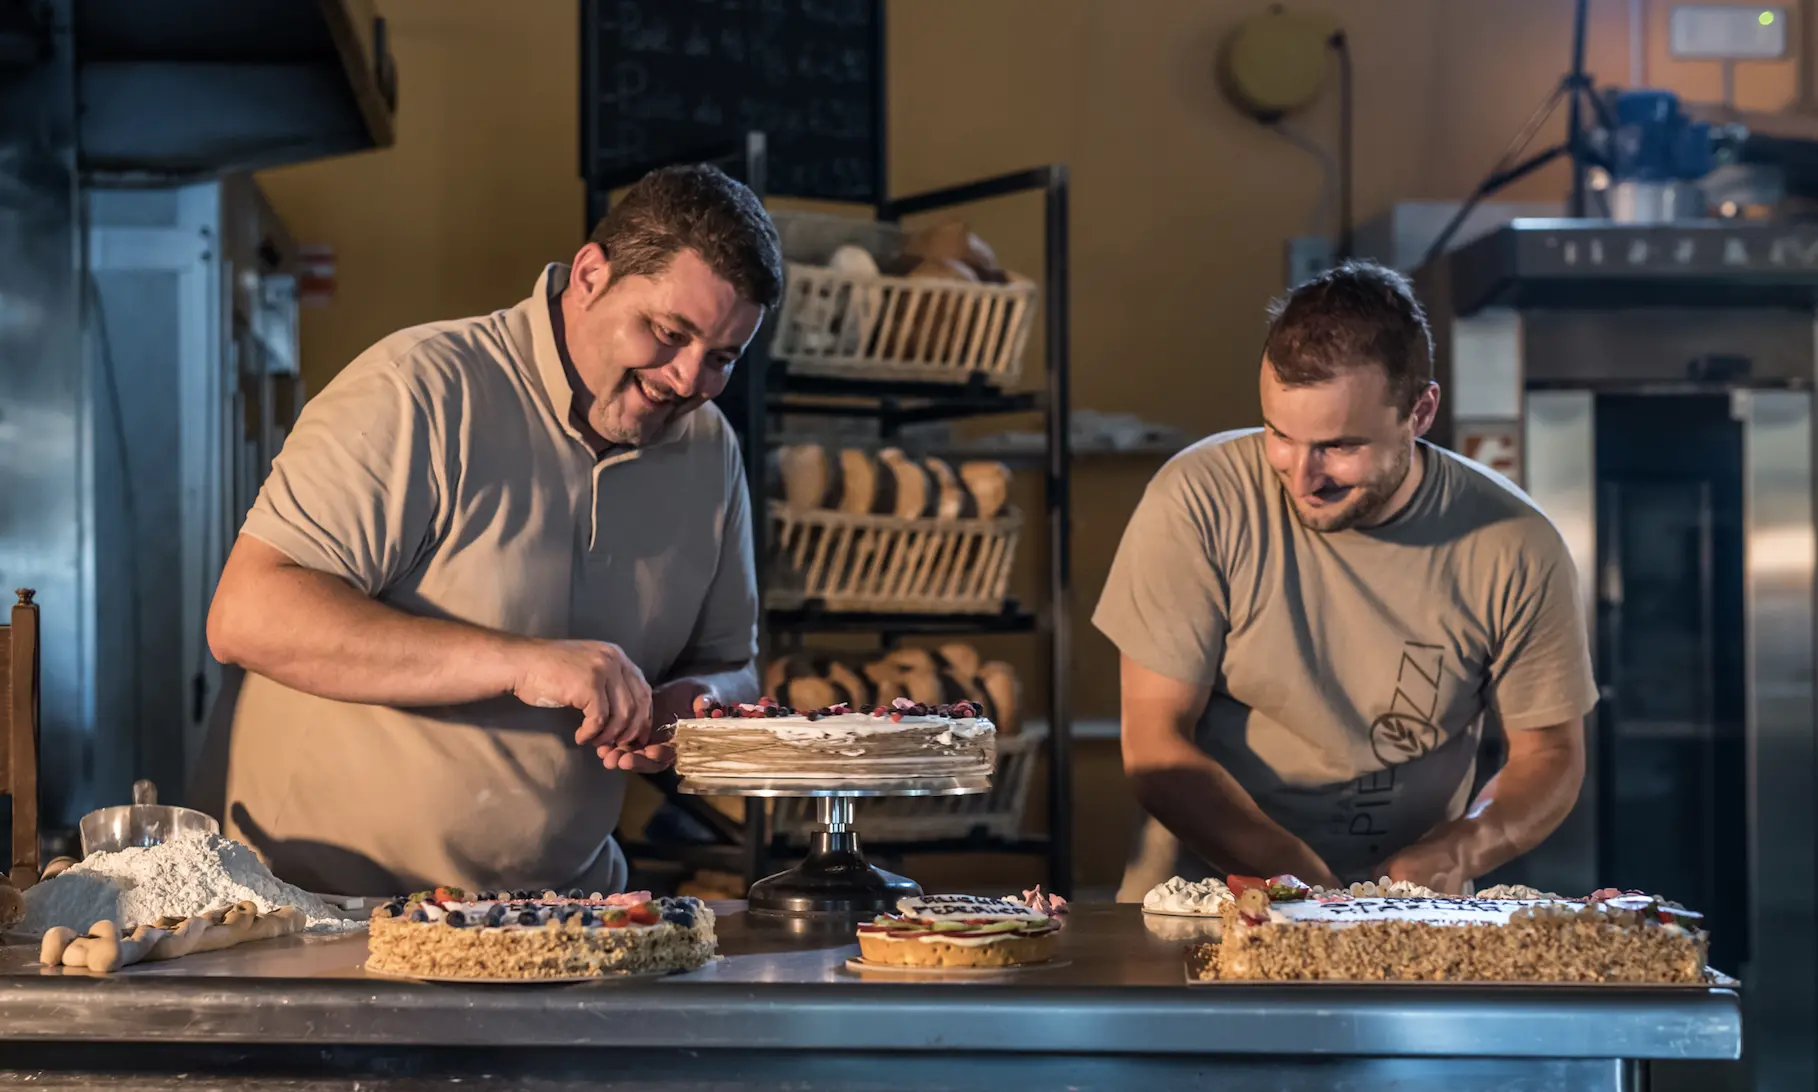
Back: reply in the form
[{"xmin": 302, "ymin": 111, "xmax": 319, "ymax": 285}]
[
  {"xmin": 768, "ymin": 726, "xmax": 1046, "ymax": 845},
  {"xmin": 766, "ymin": 501, "xmax": 1020, "ymax": 614},
  {"xmin": 765, "ymin": 211, "xmax": 1039, "ymax": 388}
]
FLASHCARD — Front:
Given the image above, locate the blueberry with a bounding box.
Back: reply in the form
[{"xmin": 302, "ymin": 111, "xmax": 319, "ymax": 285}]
[
  {"xmin": 485, "ymin": 904, "xmax": 507, "ymax": 927},
  {"xmin": 566, "ymin": 888, "xmax": 584, "ymax": 900},
  {"xmin": 408, "ymin": 909, "xmax": 428, "ymax": 923},
  {"xmin": 662, "ymin": 909, "xmax": 695, "ymax": 928},
  {"xmin": 518, "ymin": 910, "xmax": 540, "ymax": 926},
  {"xmin": 445, "ymin": 910, "xmax": 468, "ymax": 928},
  {"xmin": 578, "ymin": 909, "xmax": 596, "ymax": 927}
]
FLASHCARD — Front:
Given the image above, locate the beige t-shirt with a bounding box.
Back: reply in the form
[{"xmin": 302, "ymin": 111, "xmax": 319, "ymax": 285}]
[
  {"xmin": 1094, "ymin": 429, "xmax": 1596, "ymax": 893},
  {"xmin": 215, "ymin": 265, "xmax": 757, "ymax": 897}
]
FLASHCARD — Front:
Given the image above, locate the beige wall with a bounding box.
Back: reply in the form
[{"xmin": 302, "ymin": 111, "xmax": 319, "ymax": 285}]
[{"xmin": 258, "ymin": 0, "xmax": 1800, "ymax": 891}]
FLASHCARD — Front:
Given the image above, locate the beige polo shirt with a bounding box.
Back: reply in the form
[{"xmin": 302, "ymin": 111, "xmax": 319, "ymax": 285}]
[
  {"xmin": 217, "ymin": 264, "xmax": 757, "ymax": 897},
  {"xmin": 1095, "ymin": 430, "xmax": 1596, "ymax": 893}
]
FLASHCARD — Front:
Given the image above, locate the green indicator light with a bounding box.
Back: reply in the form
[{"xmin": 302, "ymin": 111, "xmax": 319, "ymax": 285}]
[{"xmin": 1761, "ymin": 10, "xmax": 1776, "ymax": 25}]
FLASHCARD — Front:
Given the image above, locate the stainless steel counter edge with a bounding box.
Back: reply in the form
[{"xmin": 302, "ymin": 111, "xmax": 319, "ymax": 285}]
[{"xmin": 0, "ymin": 978, "xmax": 1742, "ymax": 1059}]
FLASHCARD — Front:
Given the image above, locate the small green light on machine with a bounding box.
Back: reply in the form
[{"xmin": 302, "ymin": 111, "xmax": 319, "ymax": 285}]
[{"xmin": 1760, "ymin": 10, "xmax": 1776, "ymax": 25}]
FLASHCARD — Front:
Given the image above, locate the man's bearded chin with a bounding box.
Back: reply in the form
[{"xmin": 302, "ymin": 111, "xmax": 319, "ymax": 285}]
[{"xmin": 1290, "ymin": 444, "xmax": 1411, "ymax": 533}]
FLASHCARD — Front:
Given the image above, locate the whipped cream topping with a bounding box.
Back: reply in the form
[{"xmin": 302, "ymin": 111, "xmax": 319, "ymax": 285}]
[
  {"xmin": 1312, "ymin": 876, "xmax": 1444, "ymax": 899},
  {"xmin": 1142, "ymin": 876, "xmax": 1234, "ymax": 915},
  {"xmin": 897, "ymin": 894, "xmax": 1050, "ymax": 923},
  {"xmin": 1263, "ymin": 896, "xmax": 1575, "ymax": 927},
  {"xmin": 677, "ymin": 712, "xmax": 993, "ymax": 746},
  {"xmin": 1476, "ymin": 883, "xmax": 1563, "ymax": 900}
]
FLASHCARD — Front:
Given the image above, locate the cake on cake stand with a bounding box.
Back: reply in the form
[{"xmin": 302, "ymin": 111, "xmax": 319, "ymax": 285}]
[{"xmin": 677, "ymin": 773, "xmax": 989, "ymax": 924}]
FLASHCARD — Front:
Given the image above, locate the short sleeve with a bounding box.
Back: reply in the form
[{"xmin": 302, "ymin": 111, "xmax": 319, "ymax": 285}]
[
  {"xmin": 239, "ymin": 361, "xmax": 440, "ymax": 598},
  {"xmin": 1486, "ymin": 544, "xmax": 1599, "ymax": 731},
  {"xmin": 1091, "ymin": 466, "xmax": 1231, "ymax": 687},
  {"xmin": 681, "ymin": 441, "xmax": 759, "ymax": 666}
]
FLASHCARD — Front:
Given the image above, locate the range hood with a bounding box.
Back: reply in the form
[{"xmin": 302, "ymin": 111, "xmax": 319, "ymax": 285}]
[{"xmin": 72, "ymin": 0, "xmax": 397, "ymax": 180}]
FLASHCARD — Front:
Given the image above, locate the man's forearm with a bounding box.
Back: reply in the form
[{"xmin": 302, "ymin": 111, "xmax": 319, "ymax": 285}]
[
  {"xmin": 209, "ymin": 557, "xmax": 524, "ymax": 707},
  {"xmin": 1420, "ymin": 740, "xmax": 1584, "ymax": 879},
  {"xmin": 1129, "ymin": 746, "xmax": 1338, "ymax": 886}
]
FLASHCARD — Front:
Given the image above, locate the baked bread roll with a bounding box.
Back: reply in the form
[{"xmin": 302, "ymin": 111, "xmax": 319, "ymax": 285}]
[
  {"xmin": 904, "ymin": 220, "xmax": 1000, "ymax": 280},
  {"xmin": 924, "ymin": 457, "xmax": 973, "ymax": 519},
  {"xmin": 959, "ymin": 460, "xmax": 1012, "ymax": 519},
  {"xmin": 898, "ymin": 258, "xmax": 977, "ymax": 361},
  {"xmin": 978, "ymin": 661, "xmax": 1020, "ymax": 736},
  {"xmin": 837, "ymin": 448, "xmax": 885, "ymax": 516},
  {"xmin": 878, "ymin": 448, "xmax": 933, "ymax": 519},
  {"xmin": 863, "ymin": 648, "xmax": 948, "ymax": 708},
  {"xmin": 766, "ymin": 654, "xmax": 873, "ymax": 711},
  {"xmin": 773, "ymin": 444, "xmax": 838, "ymax": 510}
]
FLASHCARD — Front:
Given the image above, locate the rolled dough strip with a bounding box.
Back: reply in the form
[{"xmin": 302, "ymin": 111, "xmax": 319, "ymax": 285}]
[
  {"xmin": 38, "ymin": 927, "xmax": 76, "ymax": 966},
  {"xmin": 959, "ymin": 461, "xmax": 1012, "ymax": 520},
  {"xmin": 59, "ymin": 938, "xmax": 90, "ymax": 968}
]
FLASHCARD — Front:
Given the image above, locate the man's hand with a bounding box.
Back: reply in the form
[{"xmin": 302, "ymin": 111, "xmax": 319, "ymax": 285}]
[
  {"xmin": 594, "ymin": 686, "xmax": 719, "ymax": 773},
  {"xmin": 1121, "ymin": 655, "xmax": 1341, "ymax": 887},
  {"xmin": 509, "ymin": 639, "xmax": 652, "ymax": 748},
  {"xmin": 1381, "ymin": 823, "xmax": 1472, "ymax": 895},
  {"xmin": 1381, "ymin": 719, "xmax": 1587, "ymax": 894}
]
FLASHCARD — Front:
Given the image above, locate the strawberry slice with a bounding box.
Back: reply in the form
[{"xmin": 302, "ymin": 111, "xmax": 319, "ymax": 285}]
[
  {"xmin": 626, "ymin": 902, "xmax": 661, "ymax": 926},
  {"xmin": 1226, "ymin": 875, "xmax": 1269, "ymax": 898}
]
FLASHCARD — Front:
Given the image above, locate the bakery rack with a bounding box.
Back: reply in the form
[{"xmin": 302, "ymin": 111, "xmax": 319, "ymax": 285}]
[{"xmin": 594, "ymin": 134, "xmax": 1074, "ymax": 900}]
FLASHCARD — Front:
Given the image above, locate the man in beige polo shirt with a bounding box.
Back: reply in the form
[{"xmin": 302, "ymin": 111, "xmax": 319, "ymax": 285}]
[
  {"xmin": 1097, "ymin": 261, "xmax": 1596, "ymax": 897},
  {"xmin": 201, "ymin": 165, "xmax": 778, "ymax": 896}
]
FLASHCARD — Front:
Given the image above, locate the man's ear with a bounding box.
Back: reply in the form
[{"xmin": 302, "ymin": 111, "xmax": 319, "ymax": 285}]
[
  {"xmin": 1411, "ymin": 381, "xmax": 1442, "ymax": 437},
  {"xmin": 571, "ymin": 242, "xmax": 611, "ymax": 302}
]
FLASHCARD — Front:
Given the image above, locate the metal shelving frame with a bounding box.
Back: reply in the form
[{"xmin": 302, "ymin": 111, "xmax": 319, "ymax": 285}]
[{"xmin": 587, "ymin": 137, "xmax": 1074, "ymax": 899}]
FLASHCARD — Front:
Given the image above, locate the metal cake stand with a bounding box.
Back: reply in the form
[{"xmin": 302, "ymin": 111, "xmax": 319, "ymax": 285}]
[{"xmin": 677, "ymin": 774, "xmax": 990, "ymax": 924}]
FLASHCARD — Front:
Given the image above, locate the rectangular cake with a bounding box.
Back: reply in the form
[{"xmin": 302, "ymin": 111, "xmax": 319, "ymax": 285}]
[
  {"xmin": 672, "ymin": 697, "xmax": 995, "ymax": 781},
  {"xmin": 1192, "ymin": 876, "xmax": 1709, "ymax": 985}
]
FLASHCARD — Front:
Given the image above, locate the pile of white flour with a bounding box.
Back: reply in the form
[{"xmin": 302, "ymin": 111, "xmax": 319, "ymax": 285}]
[{"xmin": 20, "ymin": 832, "xmax": 364, "ymax": 936}]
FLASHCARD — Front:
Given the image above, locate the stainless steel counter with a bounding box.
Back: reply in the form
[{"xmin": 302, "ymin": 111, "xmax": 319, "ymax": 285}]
[{"xmin": 0, "ymin": 904, "xmax": 1742, "ymax": 1091}]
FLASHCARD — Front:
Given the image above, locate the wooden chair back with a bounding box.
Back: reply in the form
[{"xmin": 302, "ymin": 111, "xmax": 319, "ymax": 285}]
[{"xmin": 0, "ymin": 590, "xmax": 40, "ymax": 888}]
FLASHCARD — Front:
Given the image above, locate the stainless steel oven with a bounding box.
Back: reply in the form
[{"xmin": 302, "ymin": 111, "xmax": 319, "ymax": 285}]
[{"xmin": 1422, "ymin": 220, "xmax": 1818, "ymax": 1092}]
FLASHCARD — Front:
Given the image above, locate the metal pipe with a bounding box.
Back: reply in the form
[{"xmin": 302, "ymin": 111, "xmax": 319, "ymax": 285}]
[
  {"xmin": 819, "ymin": 796, "xmax": 854, "ymax": 833},
  {"xmin": 1044, "ymin": 165, "xmax": 1074, "ymax": 898},
  {"xmin": 1568, "ymin": 0, "xmax": 1590, "ymax": 218}
]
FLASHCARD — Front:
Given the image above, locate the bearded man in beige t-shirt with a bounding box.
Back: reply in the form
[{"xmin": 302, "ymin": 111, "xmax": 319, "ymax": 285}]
[{"xmin": 1096, "ymin": 260, "xmax": 1596, "ymax": 897}]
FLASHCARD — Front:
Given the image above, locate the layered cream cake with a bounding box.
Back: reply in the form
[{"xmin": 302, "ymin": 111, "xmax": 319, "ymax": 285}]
[
  {"xmin": 857, "ymin": 889, "xmax": 1067, "ymax": 968},
  {"xmin": 367, "ymin": 888, "xmax": 716, "ymax": 980},
  {"xmin": 672, "ymin": 697, "xmax": 995, "ymax": 781},
  {"xmin": 1191, "ymin": 876, "xmax": 1708, "ymax": 984}
]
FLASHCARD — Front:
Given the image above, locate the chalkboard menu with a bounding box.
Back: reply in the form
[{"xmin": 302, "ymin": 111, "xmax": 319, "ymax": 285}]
[{"xmin": 583, "ymin": 0, "xmax": 884, "ymax": 205}]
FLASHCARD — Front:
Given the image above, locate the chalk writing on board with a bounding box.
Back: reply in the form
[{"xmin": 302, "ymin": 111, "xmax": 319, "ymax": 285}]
[{"xmin": 587, "ymin": 0, "xmax": 881, "ymax": 202}]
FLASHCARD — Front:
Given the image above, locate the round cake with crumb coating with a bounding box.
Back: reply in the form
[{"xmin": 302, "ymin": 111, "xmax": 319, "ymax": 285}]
[
  {"xmin": 856, "ymin": 893, "xmax": 1065, "ymax": 968},
  {"xmin": 367, "ymin": 888, "xmax": 715, "ymax": 980}
]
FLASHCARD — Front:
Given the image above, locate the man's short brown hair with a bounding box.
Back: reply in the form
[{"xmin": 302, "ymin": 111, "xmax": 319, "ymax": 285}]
[
  {"xmin": 1263, "ymin": 259, "xmax": 1434, "ymax": 416},
  {"xmin": 588, "ymin": 164, "xmax": 784, "ymax": 310}
]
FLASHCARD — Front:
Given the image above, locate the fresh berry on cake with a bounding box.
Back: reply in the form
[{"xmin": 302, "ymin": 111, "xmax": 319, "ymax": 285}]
[
  {"xmin": 367, "ymin": 888, "xmax": 716, "ymax": 980},
  {"xmin": 672, "ymin": 697, "xmax": 995, "ymax": 781},
  {"xmin": 857, "ymin": 890, "xmax": 1067, "ymax": 968},
  {"xmin": 1191, "ymin": 876, "xmax": 1709, "ymax": 984}
]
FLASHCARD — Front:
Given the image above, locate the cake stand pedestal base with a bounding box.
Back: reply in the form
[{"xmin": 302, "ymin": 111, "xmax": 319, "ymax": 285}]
[
  {"xmin": 746, "ymin": 827, "xmax": 920, "ymax": 919},
  {"xmin": 747, "ymin": 797, "xmax": 917, "ymax": 922}
]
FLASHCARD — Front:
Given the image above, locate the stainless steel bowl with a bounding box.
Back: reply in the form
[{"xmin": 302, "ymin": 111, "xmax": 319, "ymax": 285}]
[{"xmin": 77, "ymin": 780, "xmax": 219, "ymax": 856}]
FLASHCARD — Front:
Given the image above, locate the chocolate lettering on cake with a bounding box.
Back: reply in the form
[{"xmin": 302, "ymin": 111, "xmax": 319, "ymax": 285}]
[{"xmin": 898, "ymin": 894, "xmax": 1047, "ymax": 922}]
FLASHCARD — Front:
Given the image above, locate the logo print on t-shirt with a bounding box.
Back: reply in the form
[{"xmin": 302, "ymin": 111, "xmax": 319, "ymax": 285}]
[{"xmin": 1369, "ymin": 642, "xmax": 1445, "ymax": 765}]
